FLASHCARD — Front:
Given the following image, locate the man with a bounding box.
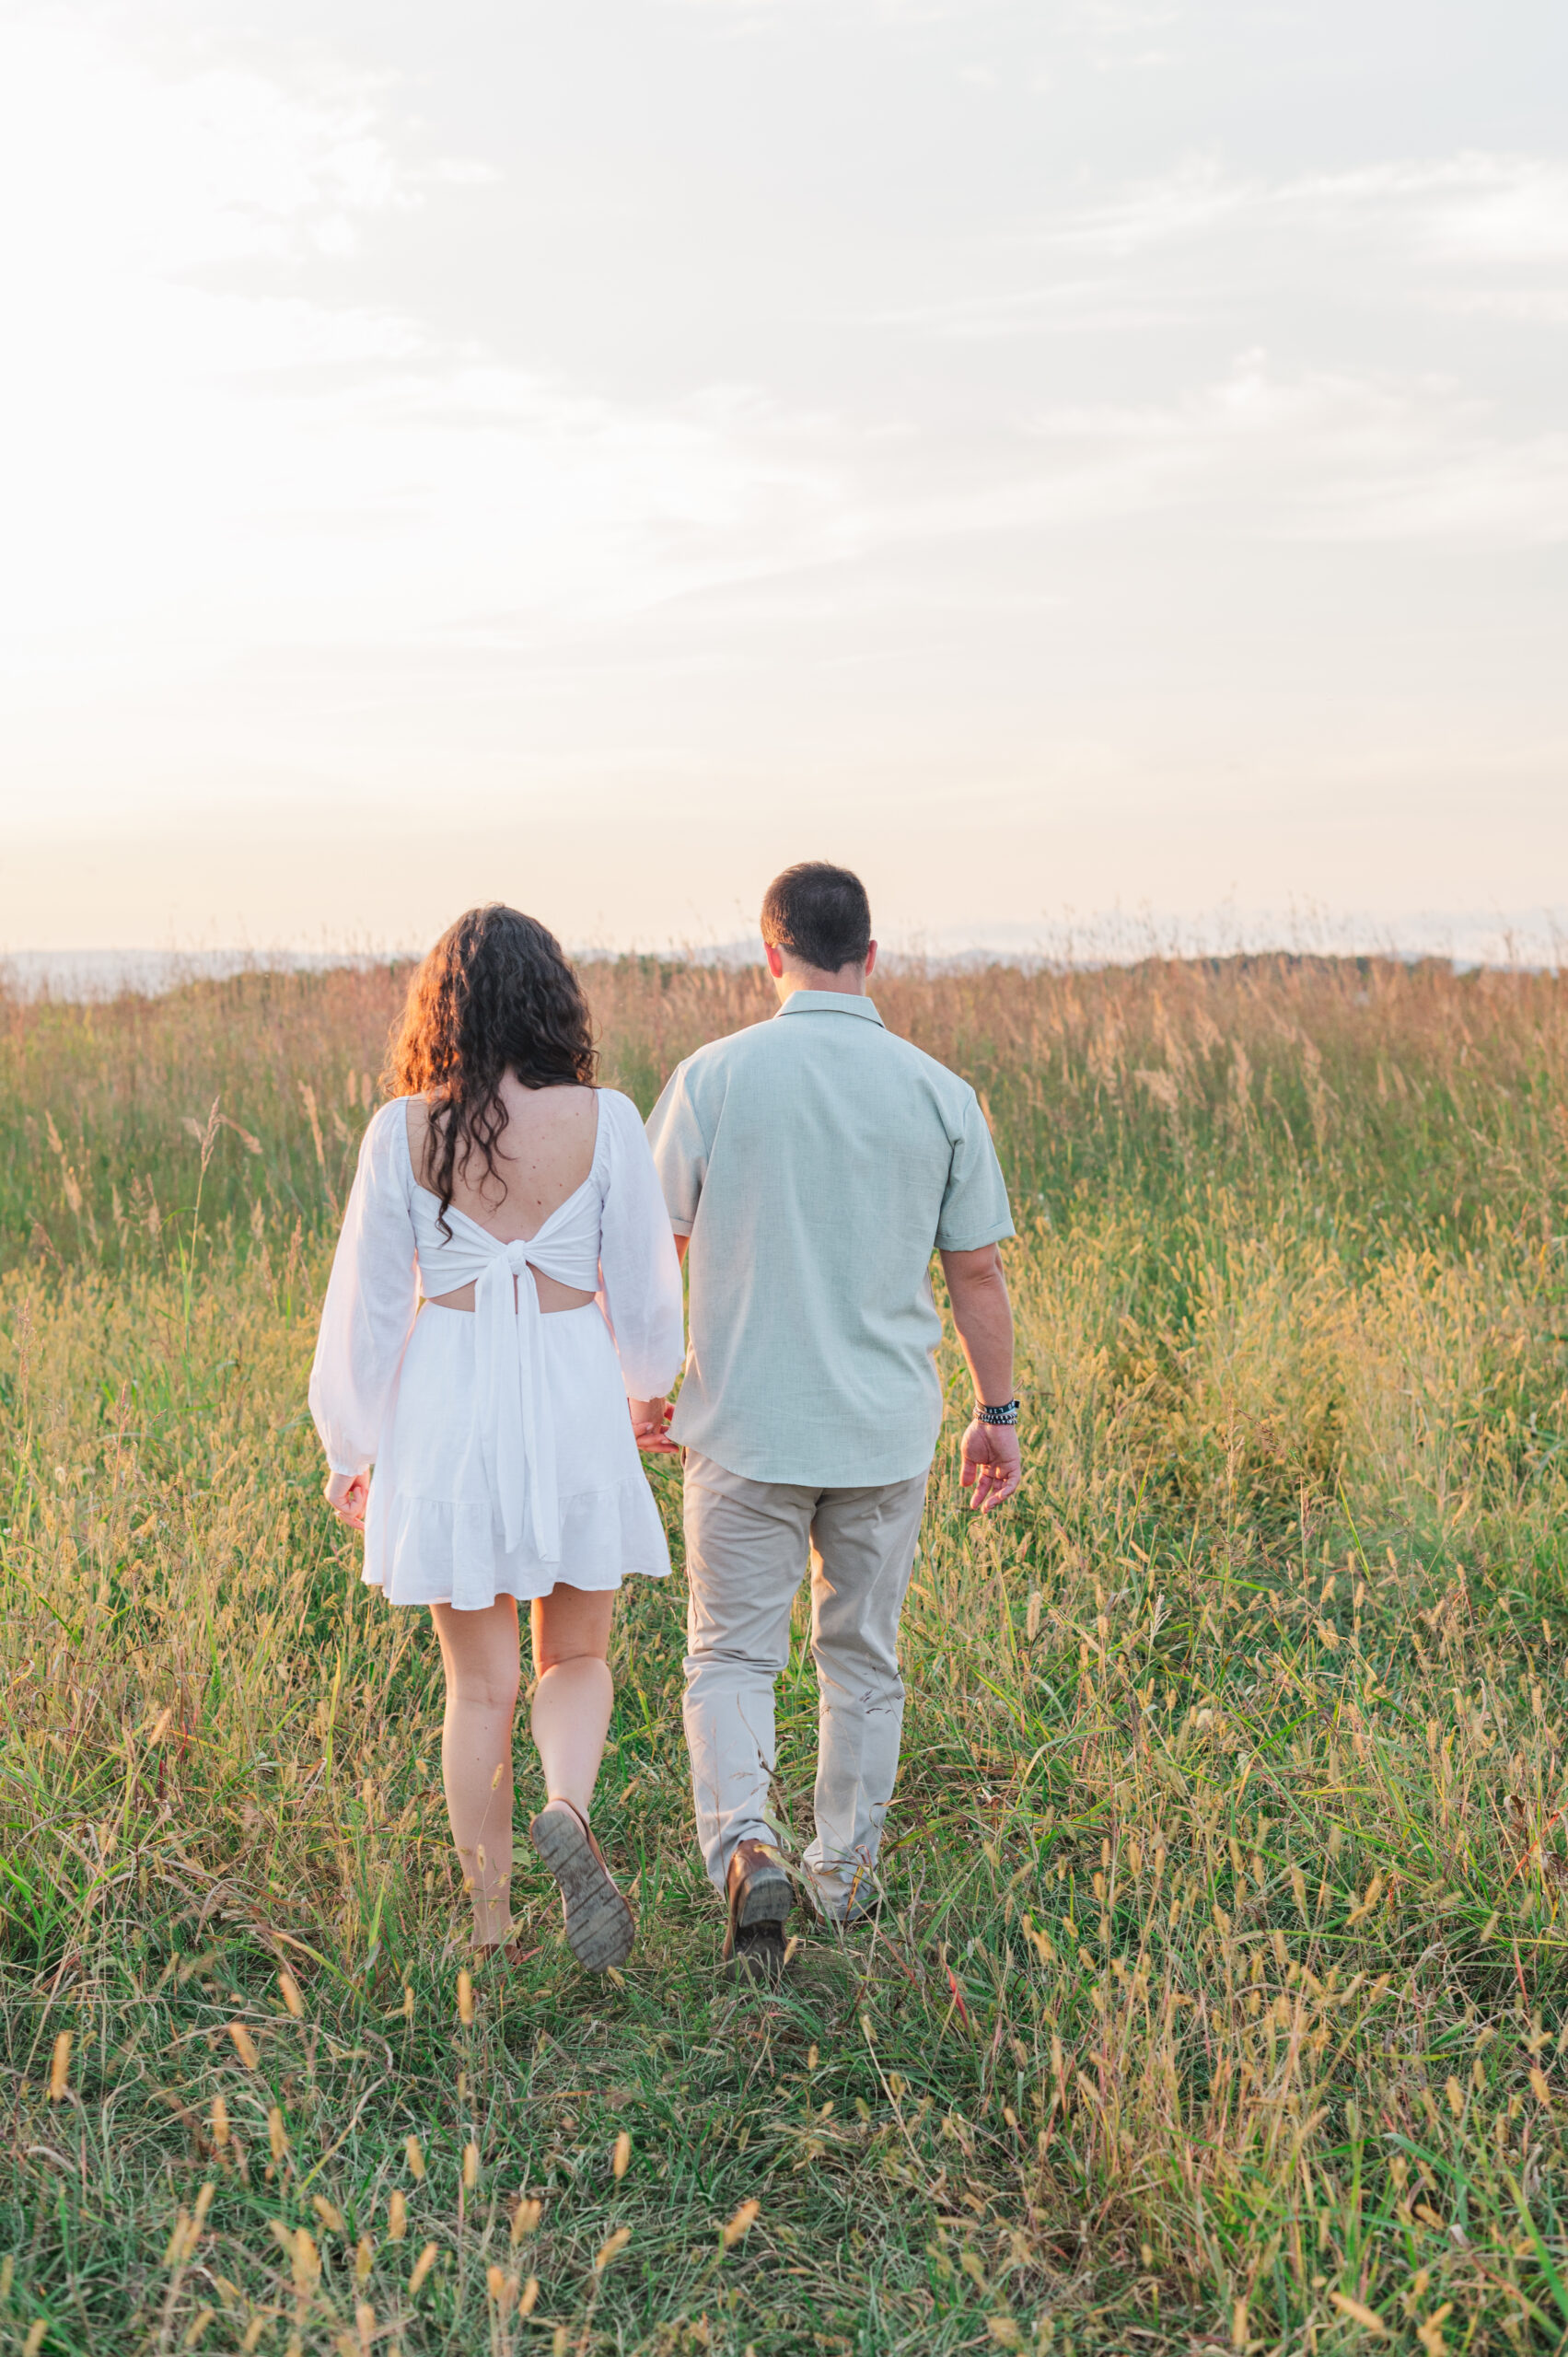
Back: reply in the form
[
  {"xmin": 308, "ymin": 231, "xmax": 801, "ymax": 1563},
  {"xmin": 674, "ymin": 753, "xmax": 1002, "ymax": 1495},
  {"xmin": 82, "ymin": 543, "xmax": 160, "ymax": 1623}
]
[{"xmin": 645, "ymin": 861, "xmax": 1022, "ymax": 1975}]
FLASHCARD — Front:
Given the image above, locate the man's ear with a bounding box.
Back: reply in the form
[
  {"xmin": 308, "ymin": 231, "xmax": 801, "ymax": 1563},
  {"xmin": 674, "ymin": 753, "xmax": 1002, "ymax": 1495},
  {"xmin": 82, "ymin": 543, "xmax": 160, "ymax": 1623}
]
[
  {"xmin": 865, "ymin": 940, "xmax": 878, "ymax": 978},
  {"xmin": 764, "ymin": 942, "xmax": 785, "ymax": 979}
]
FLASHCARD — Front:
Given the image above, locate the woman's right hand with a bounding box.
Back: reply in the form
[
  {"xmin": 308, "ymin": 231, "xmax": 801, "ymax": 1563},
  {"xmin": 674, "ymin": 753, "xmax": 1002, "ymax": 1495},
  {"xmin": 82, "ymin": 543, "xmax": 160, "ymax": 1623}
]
[
  {"xmin": 325, "ymin": 1469, "xmax": 370, "ymax": 1529},
  {"xmin": 629, "ymin": 1399, "xmax": 678, "ymax": 1454}
]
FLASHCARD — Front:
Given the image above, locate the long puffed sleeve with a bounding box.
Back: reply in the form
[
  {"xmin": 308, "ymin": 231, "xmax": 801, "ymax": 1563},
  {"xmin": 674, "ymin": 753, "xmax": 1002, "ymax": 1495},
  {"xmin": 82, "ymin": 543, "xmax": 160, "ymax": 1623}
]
[
  {"xmin": 595, "ymin": 1089, "xmax": 686, "ymax": 1399},
  {"xmin": 308, "ymin": 1100, "xmax": 421, "ymax": 1474}
]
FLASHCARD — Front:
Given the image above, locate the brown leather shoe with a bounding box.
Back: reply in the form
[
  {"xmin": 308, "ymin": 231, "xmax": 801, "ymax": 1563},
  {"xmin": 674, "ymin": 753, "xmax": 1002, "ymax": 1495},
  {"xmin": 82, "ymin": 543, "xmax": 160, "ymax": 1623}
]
[{"xmin": 723, "ymin": 1839, "xmax": 793, "ymax": 1980}]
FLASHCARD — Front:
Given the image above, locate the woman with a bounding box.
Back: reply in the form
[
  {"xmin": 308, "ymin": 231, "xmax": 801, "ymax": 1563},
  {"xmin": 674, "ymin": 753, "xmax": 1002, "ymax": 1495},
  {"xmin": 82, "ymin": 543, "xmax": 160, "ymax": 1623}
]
[{"xmin": 308, "ymin": 906, "xmax": 683, "ymax": 1973}]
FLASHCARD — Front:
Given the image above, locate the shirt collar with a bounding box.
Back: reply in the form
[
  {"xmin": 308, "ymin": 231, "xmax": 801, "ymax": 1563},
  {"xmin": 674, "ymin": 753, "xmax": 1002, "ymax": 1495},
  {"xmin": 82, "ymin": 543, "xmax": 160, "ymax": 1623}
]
[{"xmin": 776, "ymin": 991, "xmax": 886, "ymax": 1028}]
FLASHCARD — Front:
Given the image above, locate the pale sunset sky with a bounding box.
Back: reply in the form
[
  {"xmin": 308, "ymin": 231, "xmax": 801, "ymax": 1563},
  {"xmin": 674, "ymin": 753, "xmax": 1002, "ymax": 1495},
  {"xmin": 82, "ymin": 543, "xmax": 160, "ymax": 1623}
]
[{"xmin": 1, "ymin": 1, "xmax": 1564, "ymax": 959}]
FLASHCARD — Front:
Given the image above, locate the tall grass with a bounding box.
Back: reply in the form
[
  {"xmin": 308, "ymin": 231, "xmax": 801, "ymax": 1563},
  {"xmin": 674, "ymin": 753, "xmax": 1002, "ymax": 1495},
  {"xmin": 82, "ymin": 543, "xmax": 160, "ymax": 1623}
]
[{"xmin": 3, "ymin": 955, "xmax": 1568, "ymax": 2352}]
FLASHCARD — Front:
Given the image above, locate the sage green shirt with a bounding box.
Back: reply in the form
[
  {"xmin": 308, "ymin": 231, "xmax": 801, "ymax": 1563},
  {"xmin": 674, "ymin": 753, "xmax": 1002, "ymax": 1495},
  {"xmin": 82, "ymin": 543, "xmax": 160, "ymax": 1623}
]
[{"xmin": 645, "ymin": 992, "xmax": 1014, "ymax": 1486}]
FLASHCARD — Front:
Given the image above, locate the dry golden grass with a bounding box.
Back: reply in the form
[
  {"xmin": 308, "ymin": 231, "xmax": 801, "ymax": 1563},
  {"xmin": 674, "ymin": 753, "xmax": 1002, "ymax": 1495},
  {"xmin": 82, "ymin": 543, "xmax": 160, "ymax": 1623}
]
[{"xmin": 2, "ymin": 951, "xmax": 1568, "ymax": 2352}]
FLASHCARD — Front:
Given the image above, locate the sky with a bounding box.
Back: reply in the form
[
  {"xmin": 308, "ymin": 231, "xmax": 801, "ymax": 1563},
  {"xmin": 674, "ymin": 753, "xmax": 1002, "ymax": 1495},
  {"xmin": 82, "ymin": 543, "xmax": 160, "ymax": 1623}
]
[{"xmin": 0, "ymin": 0, "xmax": 1564, "ymax": 960}]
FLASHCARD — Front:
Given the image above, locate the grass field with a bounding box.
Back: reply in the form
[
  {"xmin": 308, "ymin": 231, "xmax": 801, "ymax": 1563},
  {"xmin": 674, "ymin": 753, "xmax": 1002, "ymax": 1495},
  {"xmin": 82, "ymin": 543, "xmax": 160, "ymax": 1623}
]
[{"xmin": 5, "ymin": 950, "xmax": 1568, "ymax": 2355}]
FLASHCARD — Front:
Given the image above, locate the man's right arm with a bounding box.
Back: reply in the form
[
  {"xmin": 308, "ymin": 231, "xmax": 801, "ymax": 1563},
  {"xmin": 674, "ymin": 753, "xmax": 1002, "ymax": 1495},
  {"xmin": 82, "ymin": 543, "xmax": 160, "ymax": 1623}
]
[
  {"xmin": 940, "ymin": 1242, "xmax": 1022, "ymax": 1511},
  {"xmin": 645, "ymin": 1063, "xmax": 705, "ymax": 1249}
]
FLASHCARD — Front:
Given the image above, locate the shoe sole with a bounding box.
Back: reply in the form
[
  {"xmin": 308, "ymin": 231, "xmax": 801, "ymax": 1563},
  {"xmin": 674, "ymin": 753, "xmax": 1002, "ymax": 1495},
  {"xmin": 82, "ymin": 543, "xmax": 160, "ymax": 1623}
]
[
  {"xmin": 730, "ymin": 1925, "xmax": 787, "ymax": 1983},
  {"xmin": 529, "ymin": 1806, "xmax": 634, "ymax": 1973},
  {"xmin": 723, "ymin": 1856, "xmax": 793, "ymax": 1973}
]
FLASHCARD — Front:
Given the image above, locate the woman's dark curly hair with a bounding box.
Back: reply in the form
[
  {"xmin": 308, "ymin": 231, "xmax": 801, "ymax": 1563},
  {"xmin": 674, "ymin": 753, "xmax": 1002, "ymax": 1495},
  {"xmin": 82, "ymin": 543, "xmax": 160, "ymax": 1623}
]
[{"xmin": 385, "ymin": 904, "xmax": 597, "ymax": 1236}]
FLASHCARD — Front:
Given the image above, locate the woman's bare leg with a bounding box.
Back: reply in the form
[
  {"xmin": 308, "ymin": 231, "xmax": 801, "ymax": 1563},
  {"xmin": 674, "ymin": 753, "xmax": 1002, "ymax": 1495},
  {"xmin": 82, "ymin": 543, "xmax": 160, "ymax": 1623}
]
[
  {"xmin": 431, "ymin": 1597, "xmax": 520, "ymax": 1947},
  {"xmin": 530, "ymin": 1585, "xmax": 615, "ymax": 1818}
]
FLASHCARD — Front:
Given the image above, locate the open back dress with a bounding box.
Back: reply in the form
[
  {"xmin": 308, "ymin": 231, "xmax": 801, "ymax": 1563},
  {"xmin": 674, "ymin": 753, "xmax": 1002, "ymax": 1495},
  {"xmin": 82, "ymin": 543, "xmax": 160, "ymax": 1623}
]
[{"xmin": 308, "ymin": 1089, "xmax": 684, "ymax": 1611}]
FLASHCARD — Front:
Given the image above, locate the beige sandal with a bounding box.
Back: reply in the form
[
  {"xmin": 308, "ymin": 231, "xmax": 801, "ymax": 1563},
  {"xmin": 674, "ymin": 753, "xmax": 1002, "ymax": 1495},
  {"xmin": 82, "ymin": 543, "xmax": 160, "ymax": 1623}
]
[{"xmin": 528, "ymin": 1797, "xmax": 635, "ymax": 1972}]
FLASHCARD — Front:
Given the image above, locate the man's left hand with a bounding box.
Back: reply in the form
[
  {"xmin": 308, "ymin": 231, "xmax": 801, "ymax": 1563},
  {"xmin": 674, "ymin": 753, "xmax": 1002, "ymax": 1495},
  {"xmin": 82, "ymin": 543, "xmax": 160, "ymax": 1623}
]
[{"xmin": 958, "ymin": 1421, "xmax": 1022, "ymax": 1511}]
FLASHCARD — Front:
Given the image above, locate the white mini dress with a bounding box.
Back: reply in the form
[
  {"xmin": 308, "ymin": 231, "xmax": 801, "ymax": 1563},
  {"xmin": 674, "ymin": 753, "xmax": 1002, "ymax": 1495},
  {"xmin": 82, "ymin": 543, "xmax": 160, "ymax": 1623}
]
[{"xmin": 308, "ymin": 1090, "xmax": 685, "ymax": 1611}]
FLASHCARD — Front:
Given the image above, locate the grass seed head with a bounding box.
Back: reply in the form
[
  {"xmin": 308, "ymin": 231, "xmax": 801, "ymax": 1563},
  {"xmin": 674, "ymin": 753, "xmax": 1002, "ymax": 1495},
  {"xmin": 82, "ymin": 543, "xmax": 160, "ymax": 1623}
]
[
  {"xmin": 227, "ymin": 2023, "xmax": 261, "ymax": 2071},
  {"xmin": 457, "ymin": 1970, "xmax": 474, "ymax": 2026},
  {"xmin": 388, "ymin": 2189, "xmax": 407, "ymax": 2241},
  {"xmin": 210, "ymin": 2095, "xmax": 229, "ymax": 2148},
  {"xmin": 405, "ymin": 2135, "xmax": 425, "ymax": 2180},
  {"xmin": 462, "ymin": 2142, "xmax": 480, "ymax": 2189},
  {"xmin": 268, "ymin": 2108, "xmax": 288, "ymax": 2164},
  {"xmin": 613, "ymin": 2130, "xmax": 632, "ymax": 2178},
  {"xmin": 1330, "ymin": 2292, "xmax": 1388, "ymax": 2335},
  {"xmin": 47, "ymin": 2032, "xmax": 71, "ymax": 2103},
  {"xmin": 278, "ymin": 1970, "xmax": 305, "ymax": 2021},
  {"xmin": 519, "ymin": 2277, "xmax": 540, "ymax": 2315},
  {"xmin": 723, "ymin": 2200, "xmax": 761, "ymax": 2249},
  {"xmin": 311, "ymin": 2196, "xmax": 344, "ymax": 2235},
  {"xmin": 292, "ymin": 2227, "xmax": 319, "ymax": 2299},
  {"xmin": 596, "ymin": 2226, "xmax": 632, "ymax": 2271},
  {"xmin": 511, "ymin": 2196, "xmax": 542, "ymax": 2245},
  {"xmin": 409, "ymin": 2242, "xmax": 438, "ymax": 2296}
]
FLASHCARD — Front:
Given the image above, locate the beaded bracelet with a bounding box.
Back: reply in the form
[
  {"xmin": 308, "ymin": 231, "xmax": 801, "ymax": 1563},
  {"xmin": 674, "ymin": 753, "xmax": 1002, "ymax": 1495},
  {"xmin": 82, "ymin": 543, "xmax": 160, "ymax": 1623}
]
[{"xmin": 976, "ymin": 1399, "xmax": 1020, "ymax": 1427}]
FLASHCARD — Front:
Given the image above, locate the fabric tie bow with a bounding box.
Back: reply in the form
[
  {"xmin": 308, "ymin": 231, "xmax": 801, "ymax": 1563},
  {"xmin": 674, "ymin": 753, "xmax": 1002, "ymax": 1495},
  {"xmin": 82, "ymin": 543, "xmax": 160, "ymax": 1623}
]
[{"xmin": 473, "ymin": 1242, "xmax": 562, "ymax": 1564}]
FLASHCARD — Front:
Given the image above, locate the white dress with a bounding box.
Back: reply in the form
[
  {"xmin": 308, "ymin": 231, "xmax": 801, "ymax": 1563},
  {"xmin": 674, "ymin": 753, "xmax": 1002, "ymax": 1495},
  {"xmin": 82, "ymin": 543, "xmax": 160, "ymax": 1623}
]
[{"xmin": 308, "ymin": 1089, "xmax": 685, "ymax": 1611}]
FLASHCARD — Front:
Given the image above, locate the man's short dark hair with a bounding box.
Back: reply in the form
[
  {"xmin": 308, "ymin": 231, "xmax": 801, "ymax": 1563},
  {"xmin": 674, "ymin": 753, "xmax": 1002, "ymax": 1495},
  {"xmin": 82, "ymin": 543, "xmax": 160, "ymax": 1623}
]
[{"xmin": 760, "ymin": 862, "xmax": 873, "ymax": 975}]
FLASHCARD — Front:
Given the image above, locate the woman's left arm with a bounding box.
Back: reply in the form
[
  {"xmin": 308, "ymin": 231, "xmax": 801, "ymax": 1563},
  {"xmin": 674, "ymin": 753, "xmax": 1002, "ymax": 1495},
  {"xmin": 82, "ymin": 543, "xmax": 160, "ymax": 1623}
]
[{"xmin": 596, "ymin": 1092, "xmax": 686, "ymax": 1451}]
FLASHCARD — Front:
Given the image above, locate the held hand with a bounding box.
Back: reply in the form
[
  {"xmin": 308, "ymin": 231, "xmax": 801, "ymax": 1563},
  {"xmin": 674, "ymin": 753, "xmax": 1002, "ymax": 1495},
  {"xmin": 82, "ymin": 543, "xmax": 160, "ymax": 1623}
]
[
  {"xmin": 629, "ymin": 1398, "xmax": 679, "ymax": 1455},
  {"xmin": 324, "ymin": 1469, "xmax": 369, "ymax": 1530},
  {"xmin": 959, "ymin": 1420, "xmax": 1022, "ymax": 1512}
]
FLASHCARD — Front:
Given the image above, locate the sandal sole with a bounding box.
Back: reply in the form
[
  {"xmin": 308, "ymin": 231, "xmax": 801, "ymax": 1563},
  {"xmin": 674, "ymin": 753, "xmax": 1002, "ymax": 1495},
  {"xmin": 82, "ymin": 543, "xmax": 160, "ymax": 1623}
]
[{"xmin": 529, "ymin": 1806, "xmax": 634, "ymax": 1972}]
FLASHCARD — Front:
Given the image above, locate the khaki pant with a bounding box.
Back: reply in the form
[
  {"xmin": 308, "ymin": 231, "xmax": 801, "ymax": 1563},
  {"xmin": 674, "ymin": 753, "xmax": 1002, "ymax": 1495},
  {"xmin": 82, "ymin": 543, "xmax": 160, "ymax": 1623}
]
[{"xmin": 680, "ymin": 1449, "xmax": 929, "ymax": 1917}]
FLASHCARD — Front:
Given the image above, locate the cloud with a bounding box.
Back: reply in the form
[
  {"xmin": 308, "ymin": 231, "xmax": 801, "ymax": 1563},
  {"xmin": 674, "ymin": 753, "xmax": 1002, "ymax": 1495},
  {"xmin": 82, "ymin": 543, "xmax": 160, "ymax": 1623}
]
[
  {"xmin": 0, "ymin": 6, "xmax": 860, "ymax": 684},
  {"xmin": 878, "ymin": 145, "xmax": 1568, "ymax": 354},
  {"xmin": 1007, "ymin": 350, "xmax": 1568, "ymax": 547},
  {"xmin": 820, "ymin": 346, "xmax": 1568, "ymax": 556},
  {"xmin": 1041, "ymin": 148, "xmax": 1568, "ymax": 301}
]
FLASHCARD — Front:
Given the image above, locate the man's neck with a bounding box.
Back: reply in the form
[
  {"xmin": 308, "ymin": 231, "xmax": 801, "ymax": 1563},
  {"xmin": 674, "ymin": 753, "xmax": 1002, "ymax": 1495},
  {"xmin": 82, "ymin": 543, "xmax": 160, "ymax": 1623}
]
[{"xmin": 771, "ymin": 962, "xmax": 871, "ymax": 1007}]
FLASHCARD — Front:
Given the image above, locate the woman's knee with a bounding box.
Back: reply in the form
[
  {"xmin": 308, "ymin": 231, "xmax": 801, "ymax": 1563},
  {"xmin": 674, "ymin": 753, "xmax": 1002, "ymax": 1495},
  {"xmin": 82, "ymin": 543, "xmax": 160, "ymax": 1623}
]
[
  {"xmin": 434, "ymin": 1602, "xmax": 521, "ymax": 1713},
  {"xmin": 443, "ymin": 1652, "xmax": 521, "ymax": 1713},
  {"xmin": 532, "ymin": 1586, "xmax": 614, "ymax": 1678}
]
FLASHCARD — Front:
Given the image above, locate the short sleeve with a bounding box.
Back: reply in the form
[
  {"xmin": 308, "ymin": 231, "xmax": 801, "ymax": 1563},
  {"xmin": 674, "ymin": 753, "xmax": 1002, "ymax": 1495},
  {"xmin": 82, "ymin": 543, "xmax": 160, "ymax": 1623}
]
[
  {"xmin": 308, "ymin": 1102, "xmax": 421, "ymax": 1473},
  {"xmin": 645, "ymin": 1061, "xmax": 709, "ymax": 1237},
  {"xmin": 596, "ymin": 1092, "xmax": 686, "ymax": 1398},
  {"xmin": 935, "ymin": 1093, "xmax": 1015, "ymax": 1252}
]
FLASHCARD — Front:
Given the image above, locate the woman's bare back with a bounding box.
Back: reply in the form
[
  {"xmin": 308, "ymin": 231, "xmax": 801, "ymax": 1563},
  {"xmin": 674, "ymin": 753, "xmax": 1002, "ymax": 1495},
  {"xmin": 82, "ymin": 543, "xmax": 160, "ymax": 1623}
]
[{"xmin": 407, "ymin": 1078, "xmax": 599, "ymax": 1313}]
